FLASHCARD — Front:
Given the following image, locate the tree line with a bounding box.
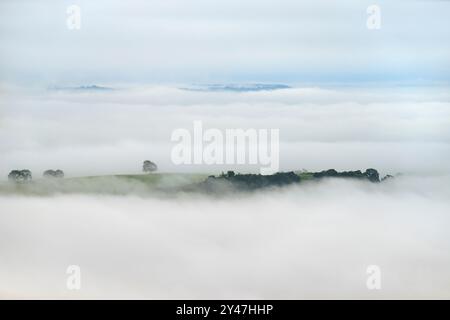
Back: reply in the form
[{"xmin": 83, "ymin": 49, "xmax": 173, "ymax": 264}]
[{"xmin": 7, "ymin": 160, "xmax": 158, "ymax": 183}]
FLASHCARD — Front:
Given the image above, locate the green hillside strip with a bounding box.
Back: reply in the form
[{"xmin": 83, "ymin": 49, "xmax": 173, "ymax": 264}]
[
  {"xmin": 1, "ymin": 169, "xmax": 391, "ymax": 196},
  {"xmin": 0, "ymin": 173, "xmax": 210, "ymax": 196}
]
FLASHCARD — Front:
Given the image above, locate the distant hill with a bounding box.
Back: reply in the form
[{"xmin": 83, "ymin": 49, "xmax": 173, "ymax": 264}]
[
  {"xmin": 181, "ymin": 83, "xmax": 291, "ymax": 92},
  {"xmin": 49, "ymin": 85, "xmax": 114, "ymax": 92}
]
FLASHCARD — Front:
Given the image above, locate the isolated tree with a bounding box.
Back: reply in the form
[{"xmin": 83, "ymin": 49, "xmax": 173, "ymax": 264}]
[
  {"xmin": 143, "ymin": 160, "xmax": 157, "ymax": 173},
  {"xmin": 43, "ymin": 169, "xmax": 64, "ymax": 178},
  {"xmin": 8, "ymin": 169, "xmax": 32, "ymax": 183}
]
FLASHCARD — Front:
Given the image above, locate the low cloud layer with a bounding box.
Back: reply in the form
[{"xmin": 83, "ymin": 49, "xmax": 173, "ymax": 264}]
[
  {"xmin": 1, "ymin": 175, "xmax": 449, "ymax": 299},
  {"xmin": 1, "ymin": 85, "xmax": 449, "ymax": 178}
]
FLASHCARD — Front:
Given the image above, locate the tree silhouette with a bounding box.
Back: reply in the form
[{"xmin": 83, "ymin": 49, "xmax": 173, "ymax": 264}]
[
  {"xmin": 8, "ymin": 170, "xmax": 32, "ymax": 183},
  {"xmin": 143, "ymin": 160, "xmax": 157, "ymax": 173},
  {"xmin": 43, "ymin": 169, "xmax": 64, "ymax": 178}
]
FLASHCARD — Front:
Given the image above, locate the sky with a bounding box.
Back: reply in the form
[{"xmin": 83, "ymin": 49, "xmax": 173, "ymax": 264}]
[{"xmin": 0, "ymin": 0, "xmax": 449, "ymax": 85}]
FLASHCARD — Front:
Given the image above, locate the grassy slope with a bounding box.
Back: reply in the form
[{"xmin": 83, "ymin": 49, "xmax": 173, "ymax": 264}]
[
  {"xmin": 66, "ymin": 172, "xmax": 208, "ymax": 184},
  {"xmin": 0, "ymin": 173, "xmax": 210, "ymax": 196},
  {"xmin": 0, "ymin": 171, "xmax": 317, "ymax": 196}
]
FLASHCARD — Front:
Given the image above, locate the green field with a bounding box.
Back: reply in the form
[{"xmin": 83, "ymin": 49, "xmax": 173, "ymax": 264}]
[
  {"xmin": 0, "ymin": 173, "xmax": 210, "ymax": 196},
  {"xmin": 0, "ymin": 171, "xmax": 347, "ymax": 196}
]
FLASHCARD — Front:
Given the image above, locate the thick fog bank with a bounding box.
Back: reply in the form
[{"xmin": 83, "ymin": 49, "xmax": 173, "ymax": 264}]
[{"xmin": 1, "ymin": 176, "xmax": 449, "ymax": 299}]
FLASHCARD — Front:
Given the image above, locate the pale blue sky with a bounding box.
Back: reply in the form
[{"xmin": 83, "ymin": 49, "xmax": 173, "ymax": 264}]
[{"xmin": 0, "ymin": 0, "xmax": 449, "ymax": 85}]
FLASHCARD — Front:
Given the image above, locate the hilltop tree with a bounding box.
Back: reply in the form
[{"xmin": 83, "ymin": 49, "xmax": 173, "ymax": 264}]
[
  {"xmin": 8, "ymin": 169, "xmax": 32, "ymax": 183},
  {"xmin": 43, "ymin": 169, "xmax": 64, "ymax": 178},
  {"xmin": 143, "ymin": 160, "xmax": 157, "ymax": 173}
]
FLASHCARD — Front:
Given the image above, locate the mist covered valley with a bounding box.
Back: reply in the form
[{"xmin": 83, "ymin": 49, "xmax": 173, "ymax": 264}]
[
  {"xmin": 1, "ymin": 173, "xmax": 450, "ymax": 299},
  {"xmin": 1, "ymin": 85, "xmax": 450, "ymax": 298}
]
